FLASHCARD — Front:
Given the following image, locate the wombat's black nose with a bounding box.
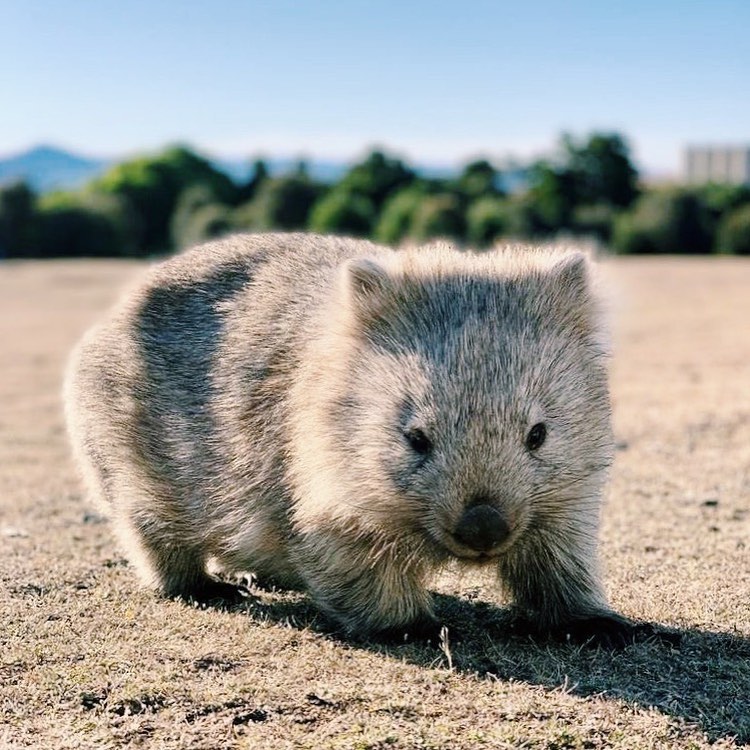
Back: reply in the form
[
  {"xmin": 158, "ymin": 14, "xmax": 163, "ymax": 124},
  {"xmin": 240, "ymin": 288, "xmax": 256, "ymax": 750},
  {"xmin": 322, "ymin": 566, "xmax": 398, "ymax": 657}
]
[{"xmin": 453, "ymin": 504, "xmax": 510, "ymax": 552}]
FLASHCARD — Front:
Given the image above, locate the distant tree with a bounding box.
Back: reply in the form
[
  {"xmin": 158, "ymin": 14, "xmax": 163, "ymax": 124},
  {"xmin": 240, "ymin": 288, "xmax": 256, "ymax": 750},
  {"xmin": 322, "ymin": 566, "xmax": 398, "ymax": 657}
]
[
  {"xmin": 571, "ymin": 203, "xmax": 618, "ymax": 243},
  {"xmin": 527, "ymin": 161, "xmax": 578, "ymax": 232},
  {"xmin": 234, "ymin": 175, "xmax": 324, "ymax": 231},
  {"xmin": 612, "ymin": 189, "xmax": 713, "ymax": 254},
  {"xmin": 33, "ymin": 191, "xmax": 138, "ymax": 257},
  {"xmin": 338, "ymin": 150, "xmax": 416, "ymax": 210},
  {"xmin": 455, "ymin": 159, "xmax": 502, "ymax": 202},
  {"xmin": 0, "ymin": 182, "xmax": 36, "ymax": 258},
  {"xmin": 717, "ymin": 203, "xmax": 750, "ymax": 255},
  {"xmin": 562, "ymin": 132, "xmax": 639, "ymax": 208},
  {"xmin": 466, "ymin": 196, "xmax": 508, "ymax": 248},
  {"xmin": 525, "ymin": 133, "xmax": 639, "ymax": 237},
  {"xmin": 495, "ymin": 194, "xmax": 544, "ymax": 239},
  {"xmin": 374, "ymin": 185, "xmax": 428, "ymax": 245},
  {"xmin": 236, "ymin": 158, "xmax": 270, "ymax": 204},
  {"xmin": 175, "ymin": 204, "xmax": 233, "ymax": 250},
  {"xmin": 308, "ymin": 189, "xmax": 374, "ymax": 237},
  {"xmin": 171, "ymin": 184, "xmax": 229, "ymax": 249},
  {"xmin": 91, "ymin": 146, "xmax": 238, "ymax": 253},
  {"xmin": 409, "ymin": 194, "xmax": 465, "ymax": 243},
  {"xmin": 698, "ymin": 183, "xmax": 750, "ymax": 227}
]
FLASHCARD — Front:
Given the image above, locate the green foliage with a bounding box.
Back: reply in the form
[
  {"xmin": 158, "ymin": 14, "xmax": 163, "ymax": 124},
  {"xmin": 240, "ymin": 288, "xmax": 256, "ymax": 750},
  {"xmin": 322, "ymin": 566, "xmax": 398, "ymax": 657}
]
[
  {"xmin": 497, "ymin": 194, "xmax": 545, "ymax": 239},
  {"xmin": 337, "ymin": 150, "xmax": 415, "ymax": 210},
  {"xmin": 562, "ymin": 132, "xmax": 639, "ymax": 208},
  {"xmin": 0, "ymin": 182, "xmax": 36, "ymax": 258},
  {"xmin": 171, "ymin": 185, "xmax": 229, "ymax": 249},
  {"xmin": 235, "ymin": 175, "xmax": 323, "ymax": 231},
  {"xmin": 717, "ymin": 203, "xmax": 750, "ymax": 255},
  {"xmin": 527, "ymin": 162, "xmax": 578, "ymax": 231},
  {"xmin": 698, "ymin": 183, "xmax": 750, "ymax": 215},
  {"xmin": 408, "ymin": 193, "xmax": 465, "ymax": 243},
  {"xmin": 571, "ymin": 203, "xmax": 618, "ymax": 242},
  {"xmin": 612, "ymin": 189, "xmax": 714, "ymax": 254},
  {"xmin": 524, "ymin": 132, "xmax": 639, "ymax": 239},
  {"xmin": 455, "ymin": 160, "xmax": 502, "ymax": 202},
  {"xmin": 236, "ymin": 159, "xmax": 270, "ymax": 204},
  {"xmin": 15, "ymin": 132, "xmax": 745, "ymax": 258},
  {"xmin": 374, "ymin": 186, "xmax": 427, "ymax": 245},
  {"xmin": 34, "ymin": 190, "xmax": 138, "ymax": 257},
  {"xmin": 307, "ymin": 189, "xmax": 374, "ymax": 237},
  {"xmin": 92, "ymin": 146, "xmax": 237, "ymax": 253},
  {"xmin": 466, "ymin": 196, "xmax": 508, "ymax": 248}
]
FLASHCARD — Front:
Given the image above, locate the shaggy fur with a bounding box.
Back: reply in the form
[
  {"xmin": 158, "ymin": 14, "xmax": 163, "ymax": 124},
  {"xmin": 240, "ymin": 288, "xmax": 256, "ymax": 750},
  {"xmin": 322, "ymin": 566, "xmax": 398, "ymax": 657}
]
[{"xmin": 65, "ymin": 232, "xmax": 631, "ymax": 642}]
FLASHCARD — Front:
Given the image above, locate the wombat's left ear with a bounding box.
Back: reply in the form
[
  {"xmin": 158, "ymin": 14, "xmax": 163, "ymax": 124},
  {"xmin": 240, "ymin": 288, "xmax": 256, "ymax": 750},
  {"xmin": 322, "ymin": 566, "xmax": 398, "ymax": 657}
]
[
  {"xmin": 340, "ymin": 257, "xmax": 393, "ymax": 320},
  {"xmin": 549, "ymin": 251, "xmax": 589, "ymax": 300},
  {"xmin": 547, "ymin": 251, "xmax": 608, "ymax": 350}
]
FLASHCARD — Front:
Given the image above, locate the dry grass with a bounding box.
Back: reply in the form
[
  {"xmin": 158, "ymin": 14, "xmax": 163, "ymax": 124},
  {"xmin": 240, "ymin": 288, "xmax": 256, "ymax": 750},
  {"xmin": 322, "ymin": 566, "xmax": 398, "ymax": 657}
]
[{"xmin": 1, "ymin": 255, "xmax": 749, "ymax": 749}]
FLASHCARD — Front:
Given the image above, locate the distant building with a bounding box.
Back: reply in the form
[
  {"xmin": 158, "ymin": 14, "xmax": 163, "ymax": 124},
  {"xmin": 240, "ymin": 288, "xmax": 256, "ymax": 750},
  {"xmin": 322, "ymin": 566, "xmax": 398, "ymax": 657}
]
[{"xmin": 684, "ymin": 145, "xmax": 750, "ymax": 185}]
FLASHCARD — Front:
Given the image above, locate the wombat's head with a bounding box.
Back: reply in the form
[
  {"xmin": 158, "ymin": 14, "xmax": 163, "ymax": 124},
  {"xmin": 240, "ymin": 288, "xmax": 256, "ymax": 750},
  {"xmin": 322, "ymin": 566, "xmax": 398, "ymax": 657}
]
[{"xmin": 295, "ymin": 245, "xmax": 613, "ymax": 564}]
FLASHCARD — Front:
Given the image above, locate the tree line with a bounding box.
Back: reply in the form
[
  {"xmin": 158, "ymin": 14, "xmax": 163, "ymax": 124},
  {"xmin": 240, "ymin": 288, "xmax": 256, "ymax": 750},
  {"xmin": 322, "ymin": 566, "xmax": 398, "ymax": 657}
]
[{"xmin": 1, "ymin": 133, "xmax": 750, "ymax": 258}]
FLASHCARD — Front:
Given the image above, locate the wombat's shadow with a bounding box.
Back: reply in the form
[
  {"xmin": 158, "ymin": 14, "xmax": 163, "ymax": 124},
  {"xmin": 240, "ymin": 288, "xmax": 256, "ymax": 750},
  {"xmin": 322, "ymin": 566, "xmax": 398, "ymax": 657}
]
[{"xmin": 232, "ymin": 588, "xmax": 750, "ymax": 744}]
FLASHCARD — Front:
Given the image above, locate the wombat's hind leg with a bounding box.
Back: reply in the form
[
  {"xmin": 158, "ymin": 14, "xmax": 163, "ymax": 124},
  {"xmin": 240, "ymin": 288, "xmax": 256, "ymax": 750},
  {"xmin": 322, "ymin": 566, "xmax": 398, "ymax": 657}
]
[{"xmin": 118, "ymin": 517, "xmax": 244, "ymax": 604}]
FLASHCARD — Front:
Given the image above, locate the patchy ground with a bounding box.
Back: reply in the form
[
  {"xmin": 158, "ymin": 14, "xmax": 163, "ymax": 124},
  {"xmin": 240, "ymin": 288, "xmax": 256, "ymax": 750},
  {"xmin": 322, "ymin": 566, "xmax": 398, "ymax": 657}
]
[{"xmin": 1, "ymin": 254, "xmax": 749, "ymax": 749}]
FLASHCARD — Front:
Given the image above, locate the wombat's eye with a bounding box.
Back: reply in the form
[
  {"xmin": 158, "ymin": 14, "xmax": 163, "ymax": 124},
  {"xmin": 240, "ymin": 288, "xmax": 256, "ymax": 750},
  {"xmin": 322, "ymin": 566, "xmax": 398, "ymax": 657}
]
[
  {"xmin": 404, "ymin": 427, "xmax": 433, "ymax": 456},
  {"xmin": 526, "ymin": 422, "xmax": 547, "ymax": 451}
]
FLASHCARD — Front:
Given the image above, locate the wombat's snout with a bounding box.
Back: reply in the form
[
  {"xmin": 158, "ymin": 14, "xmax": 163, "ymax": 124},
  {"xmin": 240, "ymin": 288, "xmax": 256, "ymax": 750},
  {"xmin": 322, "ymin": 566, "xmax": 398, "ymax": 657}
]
[{"xmin": 453, "ymin": 503, "xmax": 510, "ymax": 553}]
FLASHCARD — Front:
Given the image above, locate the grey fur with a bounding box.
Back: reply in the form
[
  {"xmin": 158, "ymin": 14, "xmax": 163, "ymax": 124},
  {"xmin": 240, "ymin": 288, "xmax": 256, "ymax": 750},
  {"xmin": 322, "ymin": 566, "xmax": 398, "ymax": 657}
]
[{"xmin": 64, "ymin": 232, "xmax": 621, "ymax": 638}]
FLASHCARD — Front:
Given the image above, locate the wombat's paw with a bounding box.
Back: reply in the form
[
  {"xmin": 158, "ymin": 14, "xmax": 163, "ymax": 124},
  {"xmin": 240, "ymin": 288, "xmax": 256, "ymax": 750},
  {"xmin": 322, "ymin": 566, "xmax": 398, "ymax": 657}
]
[
  {"xmin": 175, "ymin": 578, "xmax": 252, "ymax": 609},
  {"xmin": 369, "ymin": 613, "xmax": 444, "ymax": 646},
  {"xmin": 556, "ymin": 615, "xmax": 681, "ymax": 650}
]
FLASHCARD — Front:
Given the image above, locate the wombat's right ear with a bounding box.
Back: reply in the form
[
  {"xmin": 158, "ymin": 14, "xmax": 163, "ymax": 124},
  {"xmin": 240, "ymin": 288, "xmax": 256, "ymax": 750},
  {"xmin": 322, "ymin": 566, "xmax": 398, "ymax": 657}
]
[{"xmin": 340, "ymin": 257, "xmax": 393, "ymax": 320}]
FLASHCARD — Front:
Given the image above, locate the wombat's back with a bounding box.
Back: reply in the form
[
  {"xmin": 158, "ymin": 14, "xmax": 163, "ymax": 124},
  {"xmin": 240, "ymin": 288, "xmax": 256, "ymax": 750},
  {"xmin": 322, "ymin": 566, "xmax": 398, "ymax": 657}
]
[{"xmin": 64, "ymin": 232, "xmax": 389, "ymax": 595}]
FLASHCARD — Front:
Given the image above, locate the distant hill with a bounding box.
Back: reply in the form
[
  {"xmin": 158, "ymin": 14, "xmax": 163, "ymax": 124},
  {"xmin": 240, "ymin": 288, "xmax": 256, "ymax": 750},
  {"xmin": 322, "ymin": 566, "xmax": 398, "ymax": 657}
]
[
  {"xmin": 0, "ymin": 145, "xmax": 352, "ymax": 194},
  {"xmin": 0, "ymin": 146, "xmax": 109, "ymax": 193},
  {"xmin": 0, "ymin": 144, "xmax": 527, "ymax": 195}
]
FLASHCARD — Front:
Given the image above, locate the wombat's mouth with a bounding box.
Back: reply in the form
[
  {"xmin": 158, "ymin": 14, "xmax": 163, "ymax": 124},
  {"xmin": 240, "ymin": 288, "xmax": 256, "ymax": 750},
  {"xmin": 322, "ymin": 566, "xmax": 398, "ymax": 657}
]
[{"xmin": 431, "ymin": 527, "xmax": 511, "ymax": 562}]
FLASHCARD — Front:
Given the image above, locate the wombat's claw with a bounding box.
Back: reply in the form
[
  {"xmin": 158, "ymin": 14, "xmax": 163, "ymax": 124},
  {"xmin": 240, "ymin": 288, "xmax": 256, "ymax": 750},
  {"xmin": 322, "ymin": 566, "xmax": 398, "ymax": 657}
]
[
  {"xmin": 371, "ymin": 615, "xmax": 444, "ymax": 646},
  {"xmin": 559, "ymin": 616, "xmax": 680, "ymax": 650},
  {"xmin": 181, "ymin": 579, "xmax": 252, "ymax": 608}
]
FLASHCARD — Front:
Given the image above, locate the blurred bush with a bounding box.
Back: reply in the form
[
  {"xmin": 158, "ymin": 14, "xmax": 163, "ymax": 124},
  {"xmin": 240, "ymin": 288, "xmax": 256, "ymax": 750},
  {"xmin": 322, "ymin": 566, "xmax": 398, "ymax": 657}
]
[
  {"xmin": 571, "ymin": 203, "xmax": 617, "ymax": 243},
  {"xmin": 234, "ymin": 175, "xmax": 323, "ymax": 231},
  {"xmin": 34, "ymin": 190, "xmax": 139, "ymax": 258},
  {"xmin": 336, "ymin": 151, "xmax": 415, "ymax": 211},
  {"xmin": 0, "ymin": 182, "xmax": 36, "ymax": 258},
  {"xmin": 717, "ymin": 203, "xmax": 750, "ymax": 255},
  {"xmin": 374, "ymin": 186, "xmax": 427, "ymax": 245},
  {"xmin": 4, "ymin": 134, "xmax": 749, "ymax": 259},
  {"xmin": 91, "ymin": 146, "xmax": 237, "ymax": 253},
  {"xmin": 466, "ymin": 196, "xmax": 508, "ymax": 248},
  {"xmin": 612, "ymin": 189, "xmax": 714, "ymax": 254},
  {"xmin": 171, "ymin": 185, "xmax": 233, "ymax": 249},
  {"xmin": 308, "ymin": 189, "xmax": 375, "ymax": 237},
  {"xmin": 454, "ymin": 160, "xmax": 502, "ymax": 202},
  {"xmin": 409, "ymin": 193, "xmax": 466, "ymax": 243}
]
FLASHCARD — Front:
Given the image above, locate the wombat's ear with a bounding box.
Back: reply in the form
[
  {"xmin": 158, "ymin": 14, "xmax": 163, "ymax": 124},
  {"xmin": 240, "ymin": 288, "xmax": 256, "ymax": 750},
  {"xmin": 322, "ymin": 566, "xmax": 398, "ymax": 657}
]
[
  {"xmin": 547, "ymin": 251, "xmax": 608, "ymax": 350},
  {"xmin": 340, "ymin": 257, "xmax": 393, "ymax": 320},
  {"xmin": 549, "ymin": 251, "xmax": 589, "ymax": 300}
]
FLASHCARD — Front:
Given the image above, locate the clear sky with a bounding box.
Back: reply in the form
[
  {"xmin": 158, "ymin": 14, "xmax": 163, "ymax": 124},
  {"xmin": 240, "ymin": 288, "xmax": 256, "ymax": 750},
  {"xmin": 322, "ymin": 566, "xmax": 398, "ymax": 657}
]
[{"xmin": 2, "ymin": 0, "xmax": 748, "ymax": 175}]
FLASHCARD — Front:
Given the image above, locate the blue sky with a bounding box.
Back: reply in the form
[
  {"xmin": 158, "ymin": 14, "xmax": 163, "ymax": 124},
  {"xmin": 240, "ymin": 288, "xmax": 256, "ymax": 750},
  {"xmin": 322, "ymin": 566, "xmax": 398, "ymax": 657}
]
[{"xmin": 2, "ymin": 0, "xmax": 748, "ymax": 175}]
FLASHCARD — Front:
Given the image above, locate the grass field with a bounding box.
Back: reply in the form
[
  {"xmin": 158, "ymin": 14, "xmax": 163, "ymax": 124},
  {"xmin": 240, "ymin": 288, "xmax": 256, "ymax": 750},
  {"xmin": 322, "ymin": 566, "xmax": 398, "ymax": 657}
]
[{"xmin": 1, "ymin": 254, "xmax": 749, "ymax": 749}]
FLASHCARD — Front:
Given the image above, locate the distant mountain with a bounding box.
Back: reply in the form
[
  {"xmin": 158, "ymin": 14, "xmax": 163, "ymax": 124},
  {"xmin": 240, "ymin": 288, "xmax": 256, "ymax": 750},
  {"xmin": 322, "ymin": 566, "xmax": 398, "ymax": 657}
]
[
  {"xmin": 0, "ymin": 145, "xmax": 352, "ymax": 194},
  {"xmin": 0, "ymin": 144, "xmax": 527, "ymax": 195},
  {"xmin": 0, "ymin": 145, "xmax": 109, "ymax": 193}
]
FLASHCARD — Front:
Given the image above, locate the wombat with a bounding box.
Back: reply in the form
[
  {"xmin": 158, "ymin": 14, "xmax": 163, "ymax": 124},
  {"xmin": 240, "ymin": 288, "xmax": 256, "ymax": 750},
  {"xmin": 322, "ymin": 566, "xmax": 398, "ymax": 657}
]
[{"xmin": 64, "ymin": 232, "xmax": 638, "ymax": 644}]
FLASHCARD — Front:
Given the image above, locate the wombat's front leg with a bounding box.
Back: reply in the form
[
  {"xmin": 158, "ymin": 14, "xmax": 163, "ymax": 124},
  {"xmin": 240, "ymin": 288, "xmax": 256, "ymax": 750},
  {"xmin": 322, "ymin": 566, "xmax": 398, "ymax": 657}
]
[
  {"xmin": 292, "ymin": 531, "xmax": 436, "ymax": 641},
  {"xmin": 498, "ymin": 530, "xmax": 638, "ymax": 648}
]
